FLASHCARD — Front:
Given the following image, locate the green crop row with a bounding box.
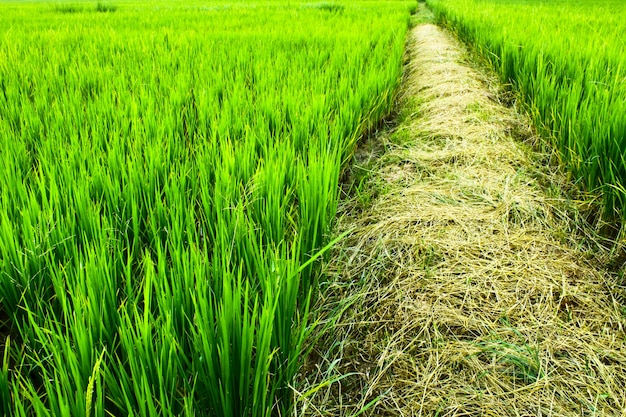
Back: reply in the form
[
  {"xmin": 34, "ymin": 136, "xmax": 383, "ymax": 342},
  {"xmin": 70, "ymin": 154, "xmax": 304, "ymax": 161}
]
[
  {"xmin": 0, "ymin": 1, "xmax": 415, "ymax": 415},
  {"xmin": 428, "ymin": 0, "xmax": 626, "ymax": 222}
]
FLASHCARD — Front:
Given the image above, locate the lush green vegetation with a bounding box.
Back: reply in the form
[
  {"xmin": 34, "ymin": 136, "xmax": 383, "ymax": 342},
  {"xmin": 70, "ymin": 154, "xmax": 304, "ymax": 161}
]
[
  {"xmin": 428, "ymin": 0, "xmax": 626, "ymax": 222},
  {"xmin": 0, "ymin": 1, "xmax": 415, "ymax": 415}
]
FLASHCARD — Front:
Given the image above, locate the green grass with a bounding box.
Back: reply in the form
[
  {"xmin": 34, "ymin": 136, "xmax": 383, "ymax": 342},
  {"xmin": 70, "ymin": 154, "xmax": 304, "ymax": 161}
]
[
  {"xmin": 427, "ymin": 0, "xmax": 626, "ymax": 223},
  {"xmin": 0, "ymin": 1, "xmax": 415, "ymax": 415}
]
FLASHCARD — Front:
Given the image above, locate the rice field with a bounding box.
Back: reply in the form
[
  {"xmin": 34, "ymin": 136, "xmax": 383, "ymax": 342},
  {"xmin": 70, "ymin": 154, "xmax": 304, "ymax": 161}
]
[
  {"xmin": 0, "ymin": 1, "xmax": 415, "ymax": 415},
  {"xmin": 427, "ymin": 0, "xmax": 626, "ymax": 223}
]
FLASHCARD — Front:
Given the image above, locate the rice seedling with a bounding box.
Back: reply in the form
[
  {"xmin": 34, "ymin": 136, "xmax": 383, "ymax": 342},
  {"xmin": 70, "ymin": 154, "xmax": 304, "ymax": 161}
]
[{"xmin": 0, "ymin": 0, "xmax": 414, "ymax": 415}]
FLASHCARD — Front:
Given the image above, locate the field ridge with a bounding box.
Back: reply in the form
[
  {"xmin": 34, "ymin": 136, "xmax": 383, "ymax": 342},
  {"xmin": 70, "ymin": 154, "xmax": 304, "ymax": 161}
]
[{"xmin": 302, "ymin": 17, "xmax": 626, "ymax": 416}]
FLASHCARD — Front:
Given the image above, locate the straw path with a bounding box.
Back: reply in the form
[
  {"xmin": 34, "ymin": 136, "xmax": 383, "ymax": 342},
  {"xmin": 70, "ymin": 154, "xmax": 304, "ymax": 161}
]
[{"xmin": 299, "ymin": 19, "xmax": 626, "ymax": 417}]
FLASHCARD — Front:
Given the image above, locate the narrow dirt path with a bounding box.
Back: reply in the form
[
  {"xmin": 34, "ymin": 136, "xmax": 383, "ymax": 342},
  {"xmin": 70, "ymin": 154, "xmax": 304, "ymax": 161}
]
[{"xmin": 301, "ymin": 17, "xmax": 626, "ymax": 417}]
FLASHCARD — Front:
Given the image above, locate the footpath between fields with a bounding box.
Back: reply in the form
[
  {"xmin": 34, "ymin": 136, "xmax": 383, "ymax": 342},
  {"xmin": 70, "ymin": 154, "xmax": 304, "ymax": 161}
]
[{"xmin": 299, "ymin": 6, "xmax": 626, "ymax": 416}]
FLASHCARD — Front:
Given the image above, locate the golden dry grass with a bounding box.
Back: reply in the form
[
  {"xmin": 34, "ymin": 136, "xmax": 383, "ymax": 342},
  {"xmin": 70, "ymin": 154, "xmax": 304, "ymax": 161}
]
[{"xmin": 297, "ymin": 22, "xmax": 626, "ymax": 417}]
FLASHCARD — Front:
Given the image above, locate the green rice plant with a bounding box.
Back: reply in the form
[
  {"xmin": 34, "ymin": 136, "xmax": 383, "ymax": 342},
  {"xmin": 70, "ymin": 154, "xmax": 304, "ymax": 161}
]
[
  {"xmin": 428, "ymin": 0, "xmax": 626, "ymax": 224},
  {"xmin": 95, "ymin": 2, "xmax": 116, "ymax": 13},
  {"xmin": 0, "ymin": 0, "xmax": 414, "ymax": 416},
  {"xmin": 0, "ymin": 335, "xmax": 10, "ymax": 417},
  {"xmin": 311, "ymin": 2, "xmax": 345, "ymax": 13},
  {"xmin": 54, "ymin": 3, "xmax": 85, "ymax": 13}
]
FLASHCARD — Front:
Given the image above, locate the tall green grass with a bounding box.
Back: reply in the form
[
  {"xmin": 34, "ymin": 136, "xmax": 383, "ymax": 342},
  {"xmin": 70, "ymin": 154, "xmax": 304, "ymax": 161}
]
[
  {"xmin": 0, "ymin": 1, "xmax": 415, "ymax": 415},
  {"xmin": 428, "ymin": 0, "xmax": 626, "ymax": 222}
]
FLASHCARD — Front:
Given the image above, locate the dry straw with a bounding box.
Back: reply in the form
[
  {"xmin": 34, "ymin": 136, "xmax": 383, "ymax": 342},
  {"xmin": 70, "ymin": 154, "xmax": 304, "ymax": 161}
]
[{"xmin": 299, "ymin": 22, "xmax": 626, "ymax": 417}]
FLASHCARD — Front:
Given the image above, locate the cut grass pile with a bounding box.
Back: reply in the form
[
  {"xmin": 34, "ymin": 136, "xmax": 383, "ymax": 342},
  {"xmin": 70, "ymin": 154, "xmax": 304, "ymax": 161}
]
[
  {"xmin": 427, "ymin": 0, "xmax": 626, "ymax": 226},
  {"xmin": 0, "ymin": 1, "xmax": 415, "ymax": 415}
]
